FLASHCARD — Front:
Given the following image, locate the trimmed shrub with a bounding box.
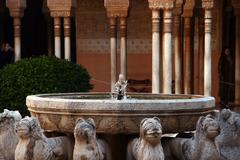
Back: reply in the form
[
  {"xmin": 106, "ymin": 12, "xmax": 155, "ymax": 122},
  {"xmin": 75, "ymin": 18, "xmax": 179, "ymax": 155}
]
[{"xmin": 0, "ymin": 56, "xmax": 93, "ymax": 115}]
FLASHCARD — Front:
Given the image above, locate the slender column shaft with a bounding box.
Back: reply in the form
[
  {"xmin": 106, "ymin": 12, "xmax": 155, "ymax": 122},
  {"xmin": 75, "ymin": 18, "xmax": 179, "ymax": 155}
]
[
  {"xmin": 109, "ymin": 17, "xmax": 117, "ymax": 92},
  {"xmin": 174, "ymin": 15, "xmax": 182, "ymax": 94},
  {"xmin": 151, "ymin": 9, "xmax": 160, "ymax": 93},
  {"xmin": 235, "ymin": 15, "xmax": 240, "ymax": 104},
  {"xmin": 54, "ymin": 17, "xmax": 61, "ymax": 58},
  {"xmin": 120, "ymin": 17, "xmax": 127, "ymax": 79},
  {"xmin": 13, "ymin": 17, "xmax": 21, "ymax": 61},
  {"xmin": 204, "ymin": 10, "xmax": 212, "ymax": 96},
  {"xmin": 183, "ymin": 17, "xmax": 192, "ymax": 94},
  {"xmin": 163, "ymin": 9, "xmax": 173, "ymax": 94},
  {"xmin": 64, "ymin": 17, "xmax": 71, "ymax": 61}
]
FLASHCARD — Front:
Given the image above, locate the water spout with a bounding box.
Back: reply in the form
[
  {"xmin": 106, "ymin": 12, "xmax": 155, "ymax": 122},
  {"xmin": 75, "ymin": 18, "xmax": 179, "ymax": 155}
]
[{"xmin": 115, "ymin": 74, "xmax": 128, "ymax": 100}]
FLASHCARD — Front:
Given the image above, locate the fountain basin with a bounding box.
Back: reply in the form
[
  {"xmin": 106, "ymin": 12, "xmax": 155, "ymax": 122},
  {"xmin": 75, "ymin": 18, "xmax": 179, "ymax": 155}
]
[{"xmin": 26, "ymin": 93, "xmax": 215, "ymax": 134}]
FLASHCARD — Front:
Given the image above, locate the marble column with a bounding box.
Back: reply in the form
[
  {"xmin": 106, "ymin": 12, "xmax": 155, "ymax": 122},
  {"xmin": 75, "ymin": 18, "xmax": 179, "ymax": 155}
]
[
  {"xmin": 203, "ymin": 9, "xmax": 213, "ymax": 96},
  {"xmin": 151, "ymin": 9, "xmax": 160, "ymax": 93},
  {"xmin": 163, "ymin": 9, "xmax": 173, "ymax": 94},
  {"xmin": 234, "ymin": 10, "xmax": 240, "ymax": 104},
  {"xmin": 120, "ymin": 17, "xmax": 127, "ymax": 79},
  {"xmin": 64, "ymin": 17, "xmax": 71, "ymax": 61},
  {"xmin": 13, "ymin": 17, "xmax": 21, "ymax": 61},
  {"xmin": 54, "ymin": 17, "xmax": 61, "ymax": 58},
  {"xmin": 109, "ymin": 17, "xmax": 117, "ymax": 92},
  {"xmin": 183, "ymin": 17, "xmax": 192, "ymax": 94},
  {"xmin": 173, "ymin": 9, "xmax": 183, "ymax": 94}
]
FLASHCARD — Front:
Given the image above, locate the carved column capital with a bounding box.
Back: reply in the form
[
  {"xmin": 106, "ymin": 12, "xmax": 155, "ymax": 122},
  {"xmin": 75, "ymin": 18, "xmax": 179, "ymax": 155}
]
[
  {"xmin": 6, "ymin": 0, "xmax": 26, "ymax": 18},
  {"xmin": 163, "ymin": 9, "xmax": 173, "ymax": 33},
  {"xmin": 120, "ymin": 17, "xmax": 127, "ymax": 37},
  {"xmin": 104, "ymin": 0, "xmax": 129, "ymax": 18},
  {"xmin": 54, "ymin": 17, "xmax": 61, "ymax": 37},
  {"xmin": 202, "ymin": 0, "xmax": 214, "ymax": 10},
  {"xmin": 47, "ymin": 0, "xmax": 76, "ymax": 17},
  {"xmin": 182, "ymin": 0, "xmax": 195, "ymax": 17},
  {"xmin": 64, "ymin": 17, "xmax": 71, "ymax": 37}
]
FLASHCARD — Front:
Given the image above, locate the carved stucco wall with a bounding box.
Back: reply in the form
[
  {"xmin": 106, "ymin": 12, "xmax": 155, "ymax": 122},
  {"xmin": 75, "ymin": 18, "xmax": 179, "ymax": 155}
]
[{"xmin": 76, "ymin": 0, "xmax": 151, "ymax": 55}]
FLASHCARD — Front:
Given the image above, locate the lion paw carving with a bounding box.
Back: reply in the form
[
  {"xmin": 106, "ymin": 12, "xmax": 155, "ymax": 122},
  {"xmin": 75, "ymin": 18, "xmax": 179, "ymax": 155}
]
[
  {"xmin": 163, "ymin": 115, "xmax": 221, "ymax": 160},
  {"xmin": 127, "ymin": 117, "xmax": 164, "ymax": 160},
  {"xmin": 15, "ymin": 116, "xmax": 73, "ymax": 160},
  {"xmin": 73, "ymin": 117, "xmax": 111, "ymax": 160},
  {"xmin": 0, "ymin": 109, "xmax": 22, "ymax": 160},
  {"xmin": 215, "ymin": 109, "xmax": 240, "ymax": 160}
]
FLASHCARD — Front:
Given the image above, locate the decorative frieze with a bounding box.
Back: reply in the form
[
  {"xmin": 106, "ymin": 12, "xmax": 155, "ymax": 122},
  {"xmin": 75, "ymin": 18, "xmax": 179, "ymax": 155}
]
[
  {"xmin": 47, "ymin": 0, "xmax": 76, "ymax": 17},
  {"xmin": 202, "ymin": 0, "xmax": 214, "ymax": 9},
  {"xmin": 104, "ymin": 0, "xmax": 129, "ymax": 18},
  {"xmin": 6, "ymin": 0, "xmax": 26, "ymax": 17}
]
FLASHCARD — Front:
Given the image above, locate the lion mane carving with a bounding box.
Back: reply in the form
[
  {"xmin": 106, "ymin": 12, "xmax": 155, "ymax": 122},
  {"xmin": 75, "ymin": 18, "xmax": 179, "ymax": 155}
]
[
  {"xmin": 127, "ymin": 117, "xmax": 164, "ymax": 160},
  {"xmin": 0, "ymin": 109, "xmax": 22, "ymax": 160},
  {"xmin": 215, "ymin": 109, "xmax": 240, "ymax": 160},
  {"xmin": 163, "ymin": 115, "xmax": 221, "ymax": 160},
  {"xmin": 15, "ymin": 116, "xmax": 73, "ymax": 160},
  {"xmin": 73, "ymin": 117, "xmax": 111, "ymax": 160}
]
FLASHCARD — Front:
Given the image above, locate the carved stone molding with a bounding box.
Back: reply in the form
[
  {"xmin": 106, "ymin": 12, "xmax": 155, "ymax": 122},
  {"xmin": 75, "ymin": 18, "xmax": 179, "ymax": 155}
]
[
  {"xmin": 104, "ymin": 0, "xmax": 129, "ymax": 18},
  {"xmin": 13, "ymin": 18, "xmax": 21, "ymax": 37},
  {"xmin": 173, "ymin": 0, "xmax": 183, "ymax": 16},
  {"xmin": 54, "ymin": 17, "xmax": 61, "ymax": 37},
  {"xmin": 152, "ymin": 10, "xmax": 160, "ymax": 32},
  {"xmin": 120, "ymin": 17, "xmax": 127, "ymax": 37},
  {"xmin": 163, "ymin": 10, "xmax": 173, "ymax": 33},
  {"xmin": 47, "ymin": 0, "xmax": 76, "ymax": 17},
  {"xmin": 109, "ymin": 17, "xmax": 117, "ymax": 38},
  {"xmin": 148, "ymin": 0, "xmax": 175, "ymax": 10},
  {"xmin": 182, "ymin": 0, "xmax": 195, "ymax": 17},
  {"xmin": 6, "ymin": 0, "xmax": 26, "ymax": 18},
  {"xmin": 202, "ymin": 0, "xmax": 214, "ymax": 9},
  {"xmin": 64, "ymin": 17, "xmax": 71, "ymax": 37}
]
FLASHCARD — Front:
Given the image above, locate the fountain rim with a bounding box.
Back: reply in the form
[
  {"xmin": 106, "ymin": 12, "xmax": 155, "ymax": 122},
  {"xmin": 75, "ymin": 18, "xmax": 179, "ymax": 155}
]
[{"xmin": 26, "ymin": 92, "xmax": 215, "ymax": 103}]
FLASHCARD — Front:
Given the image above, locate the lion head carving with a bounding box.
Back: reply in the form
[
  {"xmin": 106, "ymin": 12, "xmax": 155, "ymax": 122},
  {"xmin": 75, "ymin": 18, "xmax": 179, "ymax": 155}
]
[
  {"xmin": 15, "ymin": 116, "xmax": 43, "ymax": 139},
  {"xmin": 140, "ymin": 117, "xmax": 162, "ymax": 145},
  {"xmin": 74, "ymin": 117, "xmax": 96, "ymax": 141},
  {"xmin": 216, "ymin": 109, "xmax": 240, "ymax": 159},
  {"xmin": 73, "ymin": 117, "xmax": 111, "ymax": 160},
  {"xmin": 0, "ymin": 109, "xmax": 21, "ymax": 131},
  {"xmin": 196, "ymin": 114, "xmax": 220, "ymax": 140},
  {"xmin": 0, "ymin": 109, "xmax": 22, "ymax": 160},
  {"xmin": 127, "ymin": 117, "xmax": 164, "ymax": 160}
]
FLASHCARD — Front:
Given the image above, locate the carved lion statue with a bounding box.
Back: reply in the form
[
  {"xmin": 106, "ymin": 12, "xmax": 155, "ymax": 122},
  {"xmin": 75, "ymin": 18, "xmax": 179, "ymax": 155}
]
[
  {"xmin": 73, "ymin": 117, "xmax": 111, "ymax": 160},
  {"xmin": 163, "ymin": 114, "xmax": 221, "ymax": 160},
  {"xmin": 0, "ymin": 109, "xmax": 22, "ymax": 160},
  {"xmin": 15, "ymin": 116, "xmax": 74, "ymax": 160},
  {"xmin": 127, "ymin": 117, "xmax": 164, "ymax": 160},
  {"xmin": 215, "ymin": 109, "xmax": 240, "ymax": 160}
]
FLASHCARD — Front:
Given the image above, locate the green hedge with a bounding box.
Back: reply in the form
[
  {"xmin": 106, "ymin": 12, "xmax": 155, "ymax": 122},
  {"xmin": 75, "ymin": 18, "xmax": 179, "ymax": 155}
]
[{"xmin": 0, "ymin": 56, "xmax": 93, "ymax": 115}]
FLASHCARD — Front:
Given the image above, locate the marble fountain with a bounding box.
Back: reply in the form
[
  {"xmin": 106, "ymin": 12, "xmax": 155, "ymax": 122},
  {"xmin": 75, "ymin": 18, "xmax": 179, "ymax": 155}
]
[
  {"xmin": 25, "ymin": 76, "xmax": 216, "ymax": 159},
  {"xmin": 26, "ymin": 92, "xmax": 215, "ymax": 134}
]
